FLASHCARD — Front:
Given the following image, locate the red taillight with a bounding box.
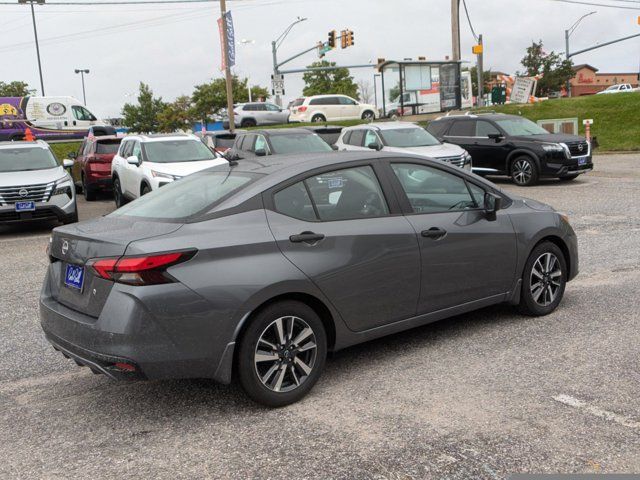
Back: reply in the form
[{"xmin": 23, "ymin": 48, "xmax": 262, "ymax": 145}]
[
  {"xmin": 87, "ymin": 250, "xmax": 195, "ymax": 286},
  {"xmin": 297, "ymin": 106, "xmax": 307, "ymax": 112}
]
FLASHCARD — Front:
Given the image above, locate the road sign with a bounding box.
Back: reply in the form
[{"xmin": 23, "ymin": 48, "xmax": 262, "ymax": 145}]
[
  {"xmin": 582, "ymin": 118, "xmax": 594, "ymax": 125},
  {"xmin": 472, "ymin": 44, "xmax": 483, "ymax": 54},
  {"xmin": 271, "ymin": 74, "xmax": 285, "ymax": 96}
]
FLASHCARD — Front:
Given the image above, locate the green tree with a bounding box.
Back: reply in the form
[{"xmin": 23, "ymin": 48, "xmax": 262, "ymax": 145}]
[
  {"xmin": 0, "ymin": 81, "xmax": 35, "ymax": 97},
  {"xmin": 122, "ymin": 82, "xmax": 166, "ymax": 133},
  {"xmin": 465, "ymin": 66, "xmax": 492, "ymax": 97},
  {"xmin": 157, "ymin": 95, "xmax": 196, "ymax": 133},
  {"xmin": 191, "ymin": 76, "xmax": 270, "ymax": 123},
  {"xmin": 302, "ymin": 61, "xmax": 359, "ymax": 98},
  {"xmin": 518, "ymin": 41, "xmax": 574, "ymax": 96}
]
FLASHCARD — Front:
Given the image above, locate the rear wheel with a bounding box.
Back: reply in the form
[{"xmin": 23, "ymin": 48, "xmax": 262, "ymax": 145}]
[
  {"xmin": 82, "ymin": 174, "xmax": 97, "ymax": 201},
  {"xmin": 518, "ymin": 241, "xmax": 567, "ymax": 316},
  {"xmin": 510, "ymin": 156, "xmax": 539, "ymax": 186},
  {"xmin": 113, "ymin": 177, "xmax": 128, "ymax": 208},
  {"xmin": 237, "ymin": 300, "xmax": 327, "ymax": 407},
  {"xmin": 559, "ymin": 174, "xmax": 579, "ymax": 182},
  {"xmin": 311, "ymin": 114, "xmax": 326, "ymax": 123}
]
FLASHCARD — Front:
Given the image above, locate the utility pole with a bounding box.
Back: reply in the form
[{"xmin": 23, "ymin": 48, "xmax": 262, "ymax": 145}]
[
  {"xmin": 19, "ymin": 0, "xmax": 46, "ymax": 96},
  {"xmin": 475, "ymin": 35, "xmax": 484, "ymax": 107},
  {"xmin": 74, "ymin": 69, "xmax": 89, "ymax": 105},
  {"xmin": 219, "ymin": 0, "xmax": 235, "ymax": 132},
  {"xmin": 451, "ymin": 0, "xmax": 461, "ymax": 61}
]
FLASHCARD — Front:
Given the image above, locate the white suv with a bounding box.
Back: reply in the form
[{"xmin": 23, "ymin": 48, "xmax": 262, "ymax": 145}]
[
  {"xmin": 289, "ymin": 95, "xmax": 377, "ymax": 123},
  {"xmin": 111, "ymin": 134, "xmax": 227, "ymax": 207}
]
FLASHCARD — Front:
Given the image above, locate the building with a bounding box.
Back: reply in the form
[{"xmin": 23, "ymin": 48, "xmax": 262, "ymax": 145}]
[{"xmin": 570, "ymin": 64, "xmax": 639, "ymax": 96}]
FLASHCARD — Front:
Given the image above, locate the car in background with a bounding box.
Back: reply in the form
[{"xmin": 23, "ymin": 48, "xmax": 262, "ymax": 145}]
[
  {"xmin": 111, "ymin": 133, "xmax": 227, "ymax": 207},
  {"xmin": 289, "ymin": 95, "xmax": 377, "ymax": 123},
  {"xmin": 301, "ymin": 125, "xmax": 343, "ymax": 148},
  {"xmin": 224, "ymin": 102, "xmax": 289, "ymax": 128},
  {"xmin": 40, "ymin": 150, "xmax": 578, "ymax": 407},
  {"xmin": 336, "ymin": 122, "xmax": 472, "ymax": 170},
  {"xmin": 596, "ymin": 83, "xmax": 638, "ymax": 94},
  {"xmin": 69, "ymin": 135, "xmax": 122, "ymax": 201},
  {"xmin": 226, "ymin": 128, "xmax": 333, "ymax": 159},
  {"xmin": 427, "ymin": 113, "xmax": 593, "ymax": 186},
  {"xmin": 196, "ymin": 129, "xmax": 245, "ymax": 153},
  {"xmin": 0, "ymin": 140, "xmax": 77, "ymax": 224}
]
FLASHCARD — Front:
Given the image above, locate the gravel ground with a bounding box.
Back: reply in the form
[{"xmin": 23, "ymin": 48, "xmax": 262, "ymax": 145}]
[{"xmin": 0, "ymin": 156, "xmax": 638, "ymax": 479}]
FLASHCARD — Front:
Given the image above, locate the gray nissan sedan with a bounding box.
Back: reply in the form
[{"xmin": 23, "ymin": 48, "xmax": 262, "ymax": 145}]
[{"xmin": 40, "ymin": 151, "xmax": 578, "ymax": 407}]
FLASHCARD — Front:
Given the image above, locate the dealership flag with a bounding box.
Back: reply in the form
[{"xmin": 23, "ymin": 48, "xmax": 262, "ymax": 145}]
[{"xmin": 217, "ymin": 11, "xmax": 236, "ymax": 71}]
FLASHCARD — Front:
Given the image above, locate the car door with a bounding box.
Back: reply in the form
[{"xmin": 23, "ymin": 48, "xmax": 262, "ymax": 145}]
[
  {"xmin": 471, "ymin": 120, "xmax": 510, "ymax": 172},
  {"xmin": 387, "ymin": 161, "xmax": 517, "ymax": 313},
  {"xmin": 442, "ymin": 119, "xmax": 477, "ymax": 157},
  {"xmin": 71, "ymin": 105, "xmax": 98, "ymax": 130},
  {"xmin": 338, "ymin": 96, "xmax": 359, "ymax": 120},
  {"xmin": 121, "ymin": 140, "xmax": 142, "ymax": 196},
  {"xmin": 324, "ymin": 96, "xmax": 342, "ymax": 121},
  {"xmin": 265, "ymin": 102, "xmax": 286, "ymax": 124},
  {"xmin": 265, "ymin": 163, "xmax": 421, "ymax": 332}
]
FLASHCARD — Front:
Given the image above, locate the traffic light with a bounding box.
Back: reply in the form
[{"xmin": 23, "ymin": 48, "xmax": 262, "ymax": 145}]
[
  {"xmin": 345, "ymin": 30, "xmax": 354, "ymax": 47},
  {"xmin": 341, "ymin": 30, "xmax": 347, "ymax": 49},
  {"xmin": 328, "ymin": 30, "xmax": 336, "ymax": 49}
]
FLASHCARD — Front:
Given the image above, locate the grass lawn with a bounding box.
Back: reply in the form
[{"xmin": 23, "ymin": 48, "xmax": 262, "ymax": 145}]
[
  {"xmin": 474, "ymin": 93, "xmax": 640, "ymax": 152},
  {"xmin": 49, "ymin": 141, "xmax": 81, "ymax": 162}
]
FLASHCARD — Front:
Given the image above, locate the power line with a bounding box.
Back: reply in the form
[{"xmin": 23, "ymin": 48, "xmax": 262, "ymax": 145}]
[
  {"xmin": 461, "ymin": 0, "xmax": 479, "ymax": 42},
  {"xmin": 549, "ymin": 0, "xmax": 640, "ymax": 9},
  {"xmin": 0, "ymin": 0, "xmax": 220, "ymax": 4}
]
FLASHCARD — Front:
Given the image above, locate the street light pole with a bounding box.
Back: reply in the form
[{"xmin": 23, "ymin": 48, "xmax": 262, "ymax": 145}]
[
  {"xmin": 19, "ymin": 0, "xmax": 46, "ymax": 96},
  {"xmin": 564, "ymin": 11, "xmax": 596, "ymax": 97},
  {"xmin": 75, "ymin": 69, "xmax": 89, "ymax": 105},
  {"xmin": 239, "ymin": 39, "xmax": 255, "ymax": 102},
  {"xmin": 271, "ymin": 17, "xmax": 308, "ymax": 107}
]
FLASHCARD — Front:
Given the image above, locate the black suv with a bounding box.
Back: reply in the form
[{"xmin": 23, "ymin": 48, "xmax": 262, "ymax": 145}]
[
  {"xmin": 427, "ymin": 113, "xmax": 593, "ymax": 186},
  {"xmin": 226, "ymin": 128, "xmax": 333, "ymax": 159}
]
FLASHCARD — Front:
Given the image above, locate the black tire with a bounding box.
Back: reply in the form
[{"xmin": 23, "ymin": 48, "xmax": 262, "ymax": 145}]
[
  {"xmin": 237, "ymin": 300, "xmax": 327, "ymax": 407},
  {"xmin": 10, "ymin": 134, "xmax": 22, "ymax": 142},
  {"xmin": 361, "ymin": 110, "xmax": 375, "ymax": 121},
  {"xmin": 510, "ymin": 156, "xmax": 539, "ymax": 186},
  {"xmin": 141, "ymin": 184, "xmax": 151, "ymax": 196},
  {"xmin": 559, "ymin": 174, "xmax": 579, "ymax": 182},
  {"xmin": 82, "ymin": 174, "xmax": 97, "ymax": 201},
  {"xmin": 518, "ymin": 241, "xmax": 567, "ymax": 316},
  {"xmin": 113, "ymin": 176, "xmax": 128, "ymax": 208},
  {"xmin": 240, "ymin": 118, "xmax": 257, "ymax": 128},
  {"xmin": 311, "ymin": 114, "xmax": 326, "ymax": 123}
]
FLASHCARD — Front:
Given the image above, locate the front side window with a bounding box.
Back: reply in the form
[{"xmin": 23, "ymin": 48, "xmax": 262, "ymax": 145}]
[
  {"xmin": 143, "ymin": 140, "xmax": 216, "ymax": 163},
  {"xmin": 110, "ymin": 170, "xmax": 259, "ymax": 220},
  {"xmin": 379, "ymin": 127, "xmax": 440, "ymax": 147},
  {"xmin": 72, "ymin": 106, "xmax": 97, "ymax": 121},
  {"xmin": 131, "ymin": 141, "xmax": 142, "ymax": 160},
  {"xmin": 495, "ymin": 117, "xmax": 549, "ymax": 136},
  {"xmin": 339, "ymin": 97, "xmax": 357, "ymax": 105},
  {"xmin": 391, "ymin": 163, "xmax": 479, "ymax": 213},
  {"xmin": 269, "ymin": 133, "xmax": 332, "ymax": 154},
  {"xmin": 274, "ymin": 182, "xmax": 316, "ymax": 221},
  {"xmin": 364, "ymin": 130, "xmax": 379, "ymax": 147},
  {"xmin": 305, "ymin": 166, "xmax": 389, "ymax": 221},
  {"xmin": 254, "ymin": 135, "xmax": 270, "ymax": 154},
  {"xmin": 0, "ymin": 147, "xmax": 58, "ymax": 172},
  {"xmin": 119, "ymin": 140, "xmax": 133, "ymax": 158},
  {"xmin": 265, "ymin": 103, "xmax": 280, "ymax": 111},
  {"xmin": 475, "ymin": 121, "xmax": 501, "ymax": 137}
]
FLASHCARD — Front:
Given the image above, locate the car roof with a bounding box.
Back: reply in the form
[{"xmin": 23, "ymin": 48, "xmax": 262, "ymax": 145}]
[
  {"xmin": 239, "ymin": 128, "xmax": 315, "ymax": 136},
  {"xmin": 0, "ymin": 140, "xmax": 50, "ymax": 149},
  {"xmin": 433, "ymin": 113, "xmax": 512, "ymax": 122},
  {"xmin": 343, "ymin": 121, "xmax": 420, "ymax": 131},
  {"xmin": 93, "ymin": 135, "xmax": 121, "ymax": 141},
  {"xmin": 305, "ymin": 94, "xmax": 351, "ymax": 99},
  {"xmin": 121, "ymin": 133, "xmax": 198, "ymax": 143}
]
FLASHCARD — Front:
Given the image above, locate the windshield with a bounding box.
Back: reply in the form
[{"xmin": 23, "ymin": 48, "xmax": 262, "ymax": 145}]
[
  {"xmin": 95, "ymin": 141, "xmax": 121, "ymax": 154},
  {"xmin": 291, "ymin": 98, "xmax": 305, "ymax": 107},
  {"xmin": 380, "ymin": 128, "xmax": 440, "ymax": 147},
  {"xmin": 495, "ymin": 117, "xmax": 549, "ymax": 136},
  {"xmin": 110, "ymin": 170, "xmax": 260, "ymax": 219},
  {"xmin": 143, "ymin": 140, "xmax": 217, "ymax": 163},
  {"xmin": 0, "ymin": 147, "xmax": 58, "ymax": 172},
  {"xmin": 269, "ymin": 133, "xmax": 333, "ymax": 154}
]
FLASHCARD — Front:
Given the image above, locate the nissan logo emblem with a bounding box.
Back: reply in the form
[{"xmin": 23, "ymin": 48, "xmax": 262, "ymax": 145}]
[
  {"xmin": 61, "ymin": 240, "xmax": 69, "ymax": 255},
  {"xmin": 19, "ymin": 188, "xmax": 29, "ymax": 197}
]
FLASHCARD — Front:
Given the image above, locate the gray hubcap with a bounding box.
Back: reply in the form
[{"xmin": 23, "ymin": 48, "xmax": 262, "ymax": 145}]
[
  {"xmin": 513, "ymin": 159, "xmax": 533, "ymax": 185},
  {"xmin": 254, "ymin": 316, "xmax": 317, "ymax": 393},
  {"xmin": 530, "ymin": 252, "xmax": 562, "ymax": 306}
]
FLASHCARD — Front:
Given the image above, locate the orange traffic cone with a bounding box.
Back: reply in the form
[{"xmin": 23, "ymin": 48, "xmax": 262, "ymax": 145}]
[{"xmin": 23, "ymin": 128, "xmax": 35, "ymax": 142}]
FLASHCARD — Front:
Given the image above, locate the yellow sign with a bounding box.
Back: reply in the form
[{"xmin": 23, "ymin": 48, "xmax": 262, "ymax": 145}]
[
  {"xmin": 0, "ymin": 104, "xmax": 18, "ymax": 116},
  {"xmin": 472, "ymin": 44, "xmax": 483, "ymax": 55}
]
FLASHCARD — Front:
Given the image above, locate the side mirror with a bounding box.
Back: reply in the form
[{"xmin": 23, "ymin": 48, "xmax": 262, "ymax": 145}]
[
  {"xmin": 127, "ymin": 155, "xmax": 140, "ymax": 165},
  {"xmin": 67, "ymin": 152, "xmax": 77, "ymax": 159},
  {"xmin": 62, "ymin": 159, "xmax": 74, "ymax": 169},
  {"xmin": 331, "ymin": 144, "xmax": 339, "ymax": 151},
  {"xmin": 484, "ymin": 192, "xmax": 503, "ymax": 218},
  {"xmin": 254, "ymin": 148, "xmax": 267, "ymax": 157},
  {"xmin": 368, "ymin": 142, "xmax": 383, "ymax": 151},
  {"xmin": 487, "ymin": 133, "xmax": 504, "ymax": 142}
]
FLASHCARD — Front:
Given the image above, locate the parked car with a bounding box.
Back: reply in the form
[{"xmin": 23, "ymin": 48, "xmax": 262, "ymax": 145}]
[
  {"xmin": 427, "ymin": 113, "xmax": 593, "ymax": 186},
  {"xmin": 0, "ymin": 96, "xmax": 109, "ymax": 141},
  {"xmin": 110, "ymin": 133, "xmax": 227, "ymax": 207},
  {"xmin": 224, "ymin": 102, "xmax": 289, "ymax": 128},
  {"xmin": 336, "ymin": 122, "xmax": 472, "ymax": 170},
  {"xmin": 289, "ymin": 95, "xmax": 377, "ymax": 123},
  {"xmin": 596, "ymin": 83, "xmax": 638, "ymax": 94},
  {"xmin": 301, "ymin": 125, "xmax": 343, "ymax": 147},
  {"xmin": 0, "ymin": 140, "xmax": 77, "ymax": 224},
  {"xmin": 226, "ymin": 128, "xmax": 333, "ymax": 159},
  {"xmin": 197, "ymin": 129, "xmax": 245, "ymax": 153},
  {"xmin": 69, "ymin": 135, "xmax": 122, "ymax": 201},
  {"xmin": 40, "ymin": 151, "xmax": 578, "ymax": 406}
]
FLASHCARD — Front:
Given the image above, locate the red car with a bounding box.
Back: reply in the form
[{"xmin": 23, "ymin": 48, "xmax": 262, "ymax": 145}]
[{"xmin": 71, "ymin": 136, "xmax": 122, "ymax": 201}]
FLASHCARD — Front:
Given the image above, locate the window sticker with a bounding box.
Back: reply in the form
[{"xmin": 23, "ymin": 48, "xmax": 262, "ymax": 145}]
[{"xmin": 327, "ymin": 177, "xmax": 344, "ymax": 189}]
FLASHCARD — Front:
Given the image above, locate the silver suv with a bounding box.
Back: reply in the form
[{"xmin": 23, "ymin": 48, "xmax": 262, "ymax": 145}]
[
  {"xmin": 0, "ymin": 140, "xmax": 78, "ymax": 225},
  {"xmin": 225, "ymin": 102, "xmax": 290, "ymax": 128}
]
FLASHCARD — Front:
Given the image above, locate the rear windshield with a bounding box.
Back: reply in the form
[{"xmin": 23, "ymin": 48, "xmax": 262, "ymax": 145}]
[
  {"xmin": 379, "ymin": 128, "xmax": 440, "ymax": 147},
  {"xmin": 0, "ymin": 147, "xmax": 58, "ymax": 172},
  {"xmin": 291, "ymin": 98, "xmax": 305, "ymax": 107},
  {"xmin": 270, "ymin": 133, "xmax": 333, "ymax": 154},
  {"xmin": 109, "ymin": 170, "xmax": 260, "ymax": 220},
  {"xmin": 211, "ymin": 135, "xmax": 236, "ymax": 149},
  {"xmin": 95, "ymin": 140, "xmax": 121, "ymax": 154},
  {"xmin": 315, "ymin": 131, "xmax": 341, "ymax": 146},
  {"xmin": 143, "ymin": 139, "xmax": 217, "ymax": 163}
]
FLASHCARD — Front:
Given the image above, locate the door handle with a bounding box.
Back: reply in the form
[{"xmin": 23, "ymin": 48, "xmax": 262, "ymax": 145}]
[
  {"xmin": 289, "ymin": 231, "xmax": 325, "ymax": 244},
  {"xmin": 421, "ymin": 227, "xmax": 447, "ymax": 240}
]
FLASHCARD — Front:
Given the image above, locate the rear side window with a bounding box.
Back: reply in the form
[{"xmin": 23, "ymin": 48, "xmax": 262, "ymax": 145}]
[
  {"xmin": 274, "ymin": 182, "xmax": 316, "ymax": 221},
  {"xmin": 110, "ymin": 171, "xmax": 259, "ymax": 220},
  {"xmin": 447, "ymin": 120, "xmax": 475, "ymax": 137},
  {"xmin": 309, "ymin": 97, "xmax": 325, "ymax": 106},
  {"xmin": 426, "ymin": 120, "xmax": 449, "ymax": 137},
  {"xmin": 341, "ymin": 131, "xmax": 352, "ymax": 144}
]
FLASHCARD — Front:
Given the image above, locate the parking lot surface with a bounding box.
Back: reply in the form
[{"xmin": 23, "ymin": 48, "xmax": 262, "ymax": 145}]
[{"xmin": 1, "ymin": 155, "xmax": 639, "ymax": 479}]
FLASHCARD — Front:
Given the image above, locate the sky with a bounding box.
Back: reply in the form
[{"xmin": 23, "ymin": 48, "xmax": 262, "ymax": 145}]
[{"xmin": 0, "ymin": 0, "xmax": 638, "ymax": 118}]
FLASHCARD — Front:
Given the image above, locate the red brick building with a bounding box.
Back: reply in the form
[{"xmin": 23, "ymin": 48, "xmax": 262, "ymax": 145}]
[{"xmin": 570, "ymin": 64, "xmax": 639, "ymax": 96}]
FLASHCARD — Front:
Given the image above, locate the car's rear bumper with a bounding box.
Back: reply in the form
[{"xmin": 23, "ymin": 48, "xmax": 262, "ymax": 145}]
[{"xmin": 85, "ymin": 175, "xmax": 113, "ymax": 191}]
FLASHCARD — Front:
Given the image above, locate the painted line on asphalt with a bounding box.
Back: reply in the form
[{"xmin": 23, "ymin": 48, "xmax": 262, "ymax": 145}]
[{"xmin": 553, "ymin": 394, "xmax": 640, "ymax": 429}]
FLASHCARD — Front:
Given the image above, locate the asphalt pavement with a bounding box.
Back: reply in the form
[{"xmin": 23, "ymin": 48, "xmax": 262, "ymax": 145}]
[{"xmin": 1, "ymin": 155, "xmax": 639, "ymax": 479}]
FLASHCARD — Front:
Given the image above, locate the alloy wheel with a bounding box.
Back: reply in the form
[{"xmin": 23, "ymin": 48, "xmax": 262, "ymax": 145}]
[
  {"xmin": 512, "ymin": 159, "xmax": 533, "ymax": 185},
  {"xmin": 254, "ymin": 316, "xmax": 317, "ymax": 393},
  {"xmin": 530, "ymin": 252, "xmax": 562, "ymax": 306}
]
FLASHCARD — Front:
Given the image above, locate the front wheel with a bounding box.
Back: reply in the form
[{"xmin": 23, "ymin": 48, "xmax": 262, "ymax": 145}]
[
  {"xmin": 237, "ymin": 301, "xmax": 327, "ymax": 407},
  {"xmin": 141, "ymin": 184, "xmax": 151, "ymax": 196},
  {"xmin": 510, "ymin": 156, "xmax": 539, "ymax": 186},
  {"xmin": 361, "ymin": 110, "xmax": 375, "ymax": 121},
  {"xmin": 518, "ymin": 241, "xmax": 567, "ymax": 316}
]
